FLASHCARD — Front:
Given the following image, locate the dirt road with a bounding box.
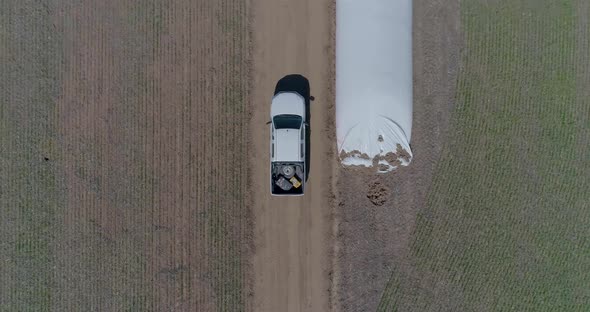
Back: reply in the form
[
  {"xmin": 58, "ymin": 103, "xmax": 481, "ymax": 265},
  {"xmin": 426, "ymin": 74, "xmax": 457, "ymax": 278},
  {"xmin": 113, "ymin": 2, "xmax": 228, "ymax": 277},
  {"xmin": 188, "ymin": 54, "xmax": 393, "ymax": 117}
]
[{"xmin": 250, "ymin": 0, "xmax": 334, "ymax": 311}]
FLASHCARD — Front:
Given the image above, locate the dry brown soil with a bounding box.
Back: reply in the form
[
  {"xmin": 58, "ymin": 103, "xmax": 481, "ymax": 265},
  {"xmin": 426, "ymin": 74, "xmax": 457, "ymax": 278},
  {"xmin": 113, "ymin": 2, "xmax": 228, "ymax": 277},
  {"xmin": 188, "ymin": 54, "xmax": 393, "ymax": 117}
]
[
  {"xmin": 249, "ymin": 0, "xmax": 336, "ymax": 311},
  {"xmin": 55, "ymin": 1, "xmax": 251, "ymax": 310},
  {"xmin": 333, "ymin": 1, "xmax": 461, "ymax": 311},
  {"xmin": 1, "ymin": 1, "xmax": 250, "ymax": 311}
]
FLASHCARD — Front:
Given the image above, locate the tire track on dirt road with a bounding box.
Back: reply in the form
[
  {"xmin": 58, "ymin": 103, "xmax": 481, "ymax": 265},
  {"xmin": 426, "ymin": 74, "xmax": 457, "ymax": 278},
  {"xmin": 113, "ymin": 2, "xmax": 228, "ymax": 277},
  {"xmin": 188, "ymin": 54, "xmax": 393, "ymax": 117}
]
[{"xmin": 250, "ymin": 0, "xmax": 334, "ymax": 311}]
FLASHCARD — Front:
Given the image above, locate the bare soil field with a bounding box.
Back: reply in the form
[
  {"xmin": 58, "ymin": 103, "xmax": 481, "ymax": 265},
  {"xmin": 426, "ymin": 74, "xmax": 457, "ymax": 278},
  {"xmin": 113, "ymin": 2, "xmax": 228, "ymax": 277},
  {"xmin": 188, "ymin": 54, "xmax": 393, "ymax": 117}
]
[
  {"xmin": 1, "ymin": 1, "xmax": 251, "ymax": 311},
  {"xmin": 249, "ymin": 0, "xmax": 336, "ymax": 311}
]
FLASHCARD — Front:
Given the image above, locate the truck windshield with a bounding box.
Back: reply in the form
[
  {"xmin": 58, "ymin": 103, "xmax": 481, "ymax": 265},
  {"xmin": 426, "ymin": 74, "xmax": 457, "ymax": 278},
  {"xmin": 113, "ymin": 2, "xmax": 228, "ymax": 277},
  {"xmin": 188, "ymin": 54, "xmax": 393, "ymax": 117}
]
[{"xmin": 273, "ymin": 114, "xmax": 302, "ymax": 129}]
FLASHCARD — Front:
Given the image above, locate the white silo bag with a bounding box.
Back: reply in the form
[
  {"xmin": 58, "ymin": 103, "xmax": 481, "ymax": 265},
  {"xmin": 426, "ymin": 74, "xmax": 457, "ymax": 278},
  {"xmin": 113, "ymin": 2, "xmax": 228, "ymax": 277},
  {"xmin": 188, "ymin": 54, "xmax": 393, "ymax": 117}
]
[{"xmin": 336, "ymin": 0, "xmax": 413, "ymax": 172}]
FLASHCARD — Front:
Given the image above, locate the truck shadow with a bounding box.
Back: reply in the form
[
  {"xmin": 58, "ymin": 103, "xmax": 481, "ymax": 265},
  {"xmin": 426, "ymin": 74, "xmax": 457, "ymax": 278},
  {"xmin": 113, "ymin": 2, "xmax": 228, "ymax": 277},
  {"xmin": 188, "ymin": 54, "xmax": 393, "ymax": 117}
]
[{"xmin": 274, "ymin": 74, "xmax": 312, "ymax": 182}]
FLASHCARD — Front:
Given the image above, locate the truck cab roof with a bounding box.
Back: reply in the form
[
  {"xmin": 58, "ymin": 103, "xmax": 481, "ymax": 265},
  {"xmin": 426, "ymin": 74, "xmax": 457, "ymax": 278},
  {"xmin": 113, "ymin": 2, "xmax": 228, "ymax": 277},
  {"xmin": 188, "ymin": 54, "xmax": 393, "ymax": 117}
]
[{"xmin": 273, "ymin": 125, "xmax": 303, "ymax": 162}]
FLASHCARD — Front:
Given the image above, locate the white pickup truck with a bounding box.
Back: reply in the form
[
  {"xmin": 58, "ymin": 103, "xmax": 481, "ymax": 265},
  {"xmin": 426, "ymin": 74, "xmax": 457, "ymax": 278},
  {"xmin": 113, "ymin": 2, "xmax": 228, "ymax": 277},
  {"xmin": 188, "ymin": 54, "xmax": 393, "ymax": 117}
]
[{"xmin": 269, "ymin": 90, "xmax": 307, "ymax": 196}]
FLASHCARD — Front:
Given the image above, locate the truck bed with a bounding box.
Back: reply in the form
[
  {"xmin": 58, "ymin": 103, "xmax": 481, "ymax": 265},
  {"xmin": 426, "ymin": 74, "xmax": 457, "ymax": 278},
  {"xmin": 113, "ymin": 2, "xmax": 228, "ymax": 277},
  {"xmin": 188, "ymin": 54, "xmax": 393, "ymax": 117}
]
[{"xmin": 271, "ymin": 162, "xmax": 305, "ymax": 195}]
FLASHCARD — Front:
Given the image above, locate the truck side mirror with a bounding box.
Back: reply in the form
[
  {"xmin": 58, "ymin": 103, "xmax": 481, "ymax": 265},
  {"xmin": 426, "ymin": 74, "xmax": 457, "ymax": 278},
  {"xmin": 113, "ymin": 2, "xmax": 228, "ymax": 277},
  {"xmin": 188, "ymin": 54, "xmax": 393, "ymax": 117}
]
[{"xmin": 266, "ymin": 120, "xmax": 272, "ymax": 125}]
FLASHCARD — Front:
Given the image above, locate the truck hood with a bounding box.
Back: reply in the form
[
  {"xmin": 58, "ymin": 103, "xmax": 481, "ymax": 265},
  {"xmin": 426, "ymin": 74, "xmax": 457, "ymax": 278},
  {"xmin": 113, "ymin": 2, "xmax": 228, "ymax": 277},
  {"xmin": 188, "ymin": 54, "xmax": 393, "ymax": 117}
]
[
  {"xmin": 271, "ymin": 92, "xmax": 305, "ymax": 118},
  {"xmin": 274, "ymin": 129, "xmax": 302, "ymax": 162}
]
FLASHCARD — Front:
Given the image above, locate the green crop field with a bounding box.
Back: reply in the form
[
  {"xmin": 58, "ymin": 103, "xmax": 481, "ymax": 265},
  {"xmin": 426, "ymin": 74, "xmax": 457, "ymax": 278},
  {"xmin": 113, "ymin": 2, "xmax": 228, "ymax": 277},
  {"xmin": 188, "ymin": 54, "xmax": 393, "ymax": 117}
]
[{"xmin": 379, "ymin": 1, "xmax": 589, "ymax": 311}]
